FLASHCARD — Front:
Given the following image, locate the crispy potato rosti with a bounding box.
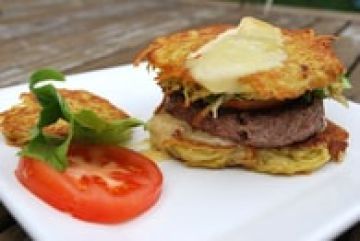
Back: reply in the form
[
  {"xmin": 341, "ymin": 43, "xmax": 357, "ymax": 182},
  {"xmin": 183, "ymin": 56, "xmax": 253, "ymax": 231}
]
[
  {"xmin": 135, "ymin": 23, "xmax": 345, "ymax": 101},
  {"xmin": 148, "ymin": 113, "xmax": 348, "ymax": 174},
  {"xmin": 0, "ymin": 89, "xmax": 128, "ymax": 146}
]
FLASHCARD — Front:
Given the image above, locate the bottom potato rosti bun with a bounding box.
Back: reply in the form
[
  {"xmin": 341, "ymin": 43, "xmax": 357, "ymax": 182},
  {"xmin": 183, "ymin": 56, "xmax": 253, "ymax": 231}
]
[
  {"xmin": 0, "ymin": 89, "xmax": 128, "ymax": 146},
  {"xmin": 148, "ymin": 113, "xmax": 348, "ymax": 175}
]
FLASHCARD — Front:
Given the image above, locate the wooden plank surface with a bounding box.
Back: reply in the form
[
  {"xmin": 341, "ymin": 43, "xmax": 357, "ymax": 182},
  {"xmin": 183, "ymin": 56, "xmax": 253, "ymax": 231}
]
[
  {"xmin": 0, "ymin": 225, "xmax": 29, "ymax": 241},
  {"xmin": 335, "ymin": 23, "xmax": 360, "ymax": 68},
  {"xmin": 1, "ymin": 0, "xmax": 360, "ymax": 90},
  {"xmin": 349, "ymin": 62, "xmax": 360, "ymax": 102},
  {"xmin": 0, "ymin": 1, "xmax": 360, "ymax": 240},
  {"xmin": 0, "ymin": 204, "xmax": 13, "ymax": 231}
]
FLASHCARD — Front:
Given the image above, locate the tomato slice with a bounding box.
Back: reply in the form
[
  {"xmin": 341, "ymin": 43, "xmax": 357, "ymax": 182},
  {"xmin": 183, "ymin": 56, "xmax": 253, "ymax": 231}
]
[{"xmin": 16, "ymin": 144, "xmax": 163, "ymax": 223}]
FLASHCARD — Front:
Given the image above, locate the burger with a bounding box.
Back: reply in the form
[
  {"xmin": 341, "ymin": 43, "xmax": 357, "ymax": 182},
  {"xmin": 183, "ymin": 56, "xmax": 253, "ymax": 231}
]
[{"xmin": 134, "ymin": 17, "xmax": 349, "ymax": 175}]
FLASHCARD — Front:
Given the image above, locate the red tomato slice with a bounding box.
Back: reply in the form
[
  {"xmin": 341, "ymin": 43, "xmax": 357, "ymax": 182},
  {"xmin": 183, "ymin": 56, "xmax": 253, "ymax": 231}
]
[{"xmin": 16, "ymin": 144, "xmax": 163, "ymax": 223}]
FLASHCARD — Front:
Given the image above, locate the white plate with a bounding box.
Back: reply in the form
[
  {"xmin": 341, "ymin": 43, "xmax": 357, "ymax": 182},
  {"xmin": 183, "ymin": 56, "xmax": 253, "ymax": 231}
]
[{"xmin": 0, "ymin": 64, "xmax": 360, "ymax": 241}]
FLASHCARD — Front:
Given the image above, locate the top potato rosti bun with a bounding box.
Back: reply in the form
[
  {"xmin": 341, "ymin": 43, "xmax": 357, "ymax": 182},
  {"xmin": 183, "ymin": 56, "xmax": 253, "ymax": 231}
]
[{"xmin": 135, "ymin": 24, "xmax": 345, "ymax": 101}]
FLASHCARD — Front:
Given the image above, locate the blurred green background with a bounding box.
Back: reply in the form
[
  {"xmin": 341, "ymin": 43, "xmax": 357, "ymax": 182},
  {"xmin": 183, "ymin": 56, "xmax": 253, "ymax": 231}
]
[{"xmin": 233, "ymin": 0, "xmax": 360, "ymax": 12}]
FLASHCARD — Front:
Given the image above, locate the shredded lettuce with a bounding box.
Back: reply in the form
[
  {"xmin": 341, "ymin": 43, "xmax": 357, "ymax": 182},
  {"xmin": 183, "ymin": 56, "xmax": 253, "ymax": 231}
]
[
  {"xmin": 341, "ymin": 75, "xmax": 352, "ymax": 89},
  {"xmin": 209, "ymin": 95, "xmax": 225, "ymax": 118},
  {"xmin": 300, "ymin": 75, "xmax": 350, "ymax": 105},
  {"xmin": 20, "ymin": 69, "xmax": 143, "ymax": 171},
  {"xmin": 327, "ymin": 75, "xmax": 350, "ymax": 106},
  {"xmin": 203, "ymin": 94, "xmax": 233, "ymax": 118},
  {"xmin": 166, "ymin": 74, "xmax": 351, "ymax": 119}
]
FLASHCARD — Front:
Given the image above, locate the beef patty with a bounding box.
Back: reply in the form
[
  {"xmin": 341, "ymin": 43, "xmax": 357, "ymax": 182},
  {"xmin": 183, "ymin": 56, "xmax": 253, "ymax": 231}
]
[{"xmin": 161, "ymin": 93, "xmax": 325, "ymax": 148}]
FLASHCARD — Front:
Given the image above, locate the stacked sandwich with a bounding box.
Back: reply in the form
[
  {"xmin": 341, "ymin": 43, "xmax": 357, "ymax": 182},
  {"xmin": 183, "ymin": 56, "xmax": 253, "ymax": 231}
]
[{"xmin": 135, "ymin": 17, "xmax": 349, "ymax": 174}]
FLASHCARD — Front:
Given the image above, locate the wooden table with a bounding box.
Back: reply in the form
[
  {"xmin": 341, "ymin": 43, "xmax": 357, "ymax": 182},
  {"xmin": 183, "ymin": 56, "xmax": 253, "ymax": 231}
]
[{"xmin": 0, "ymin": 1, "xmax": 359, "ymax": 240}]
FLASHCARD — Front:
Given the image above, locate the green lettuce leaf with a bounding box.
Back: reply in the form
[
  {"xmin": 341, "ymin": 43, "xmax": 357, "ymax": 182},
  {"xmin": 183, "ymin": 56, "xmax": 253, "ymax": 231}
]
[
  {"xmin": 20, "ymin": 69, "xmax": 143, "ymax": 171},
  {"xmin": 72, "ymin": 110, "xmax": 143, "ymax": 145}
]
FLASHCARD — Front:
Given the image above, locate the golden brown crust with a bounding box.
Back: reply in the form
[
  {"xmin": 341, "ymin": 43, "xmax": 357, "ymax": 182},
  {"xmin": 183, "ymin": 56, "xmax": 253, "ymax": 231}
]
[
  {"xmin": 295, "ymin": 120, "xmax": 349, "ymax": 161},
  {"xmin": 0, "ymin": 89, "xmax": 128, "ymax": 146},
  {"xmin": 135, "ymin": 24, "xmax": 345, "ymax": 100},
  {"xmin": 134, "ymin": 24, "xmax": 232, "ymax": 67}
]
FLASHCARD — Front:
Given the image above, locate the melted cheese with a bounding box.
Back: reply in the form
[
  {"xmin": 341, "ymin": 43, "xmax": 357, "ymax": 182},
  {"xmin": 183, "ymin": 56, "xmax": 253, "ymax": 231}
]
[
  {"xmin": 131, "ymin": 138, "xmax": 170, "ymax": 161},
  {"xmin": 140, "ymin": 148, "xmax": 170, "ymax": 161},
  {"xmin": 186, "ymin": 17, "xmax": 287, "ymax": 93}
]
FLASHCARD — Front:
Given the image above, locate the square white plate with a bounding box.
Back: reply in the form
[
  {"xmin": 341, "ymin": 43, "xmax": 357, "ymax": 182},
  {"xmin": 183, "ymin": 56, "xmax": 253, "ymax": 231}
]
[{"xmin": 0, "ymin": 64, "xmax": 360, "ymax": 241}]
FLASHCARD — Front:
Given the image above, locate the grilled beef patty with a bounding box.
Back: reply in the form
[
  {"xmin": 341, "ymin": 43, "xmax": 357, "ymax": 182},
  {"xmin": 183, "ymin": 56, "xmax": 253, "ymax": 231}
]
[{"xmin": 162, "ymin": 93, "xmax": 325, "ymax": 148}]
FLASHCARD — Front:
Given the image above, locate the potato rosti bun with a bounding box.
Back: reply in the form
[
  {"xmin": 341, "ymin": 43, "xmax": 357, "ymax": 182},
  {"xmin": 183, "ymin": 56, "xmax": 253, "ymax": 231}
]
[
  {"xmin": 148, "ymin": 113, "xmax": 348, "ymax": 174},
  {"xmin": 0, "ymin": 89, "xmax": 128, "ymax": 146},
  {"xmin": 135, "ymin": 24, "xmax": 345, "ymax": 101}
]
